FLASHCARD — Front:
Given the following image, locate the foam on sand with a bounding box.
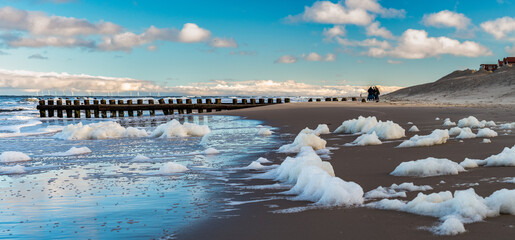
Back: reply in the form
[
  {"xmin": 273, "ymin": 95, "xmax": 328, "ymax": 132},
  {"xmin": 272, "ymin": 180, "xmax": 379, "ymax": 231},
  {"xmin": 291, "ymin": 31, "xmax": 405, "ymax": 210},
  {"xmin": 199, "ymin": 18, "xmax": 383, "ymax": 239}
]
[
  {"xmin": 50, "ymin": 147, "xmax": 92, "ymax": 156},
  {"xmin": 0, "ymin": 165, "xmax": 27, "ymax": 174},
  {"xmin": 257, "ymin": 128, "xmax": 273, "ymax": 136},
  {"xmin": 461, "ymin": 145, "xmax": 515, "ymax": 167},
  {"xmin": 334, "ymin": 116, "xmax": 405, "ymax": 140},
  {"xmin": 347, "ymin": 132, "xmax": 382, "ymax": 146},
  {"xmin": 500, "ymin": 122, "xmax": 515, "ymax": 129},
  {"xmin": 155, "ymin": 162, "xmax": 189, "ymax": 174},
  {"xmin": 391, "ymin": 157, "xmax": 465, "ymax": 177},
  {"xmin": 55, "ymin": 121, "xmax": 148, "ymax": 140},
  {"xmin": 0, "ymin": 151, "xmax": 31, "ymax": 163},
  {"xmin": 313, "ymin": 124, "xmax": 330, "ymax": 135},
  {"xmin": 278, "ymin": 128, "xmax": 327, "ymax": 153},
  {"xmin": 255, "ymin": 157, "xmax": 272, "ymax": 164},
  {"xmin": 368, "ymin": 188, "xmax": 515, "ymax": 235},
  {"xmin": 365, "ymin": 182, "xmax": 433, "ymax": 199},
  {"xmin": 150, "ymin": 119, "xmax": 210, "ymax": 138},
  {"xmin": 449, "ymin": 127, "xmax": 463, "ymax": 136},
  {"xmin": 257, "ymin": 147, "xmax": 364, "ymax": 206},
  {"xmin": 457, "ymin": 116, "xmax": 496, "ymax": 128},
  {"xmin": 456, "ymin": 127, "xmax": 476, "ymax": 139},
  {"xmin": 482, "ymin": 138, "xmax": 492, "ymax": 143},
  {"xmin": 408, "ymin": 125, "xmax": 420, "ymax": 132},
  {"xmin": 442, "ymin": 118, "xmax": 456, "ymax": 127},
  {"xmin": 131, "ymin": 154, "xmax": 151, "ymax": 162},
  {"xmin": 476, "ymin": 128, "xmax": 498, "ymax": 138},
  {"xmin": 397, "ymin": 129, "xmax": 449, "ymax": 148}
]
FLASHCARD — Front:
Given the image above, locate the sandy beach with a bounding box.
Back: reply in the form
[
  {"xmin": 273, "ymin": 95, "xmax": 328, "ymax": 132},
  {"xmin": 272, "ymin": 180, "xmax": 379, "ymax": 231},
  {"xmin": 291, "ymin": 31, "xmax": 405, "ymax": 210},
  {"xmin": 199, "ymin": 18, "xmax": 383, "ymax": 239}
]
[{"xmin": 176, "ymin": 101, "xmax": 515, "ymax": 240}]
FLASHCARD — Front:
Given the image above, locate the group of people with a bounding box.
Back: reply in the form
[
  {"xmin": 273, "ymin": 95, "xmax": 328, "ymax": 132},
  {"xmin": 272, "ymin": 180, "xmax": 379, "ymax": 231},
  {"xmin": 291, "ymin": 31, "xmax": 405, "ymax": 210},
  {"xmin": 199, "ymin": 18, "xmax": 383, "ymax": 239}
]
[{"xmin": 367, "ymin": 86, "xmax": 380, "ymax": 102}]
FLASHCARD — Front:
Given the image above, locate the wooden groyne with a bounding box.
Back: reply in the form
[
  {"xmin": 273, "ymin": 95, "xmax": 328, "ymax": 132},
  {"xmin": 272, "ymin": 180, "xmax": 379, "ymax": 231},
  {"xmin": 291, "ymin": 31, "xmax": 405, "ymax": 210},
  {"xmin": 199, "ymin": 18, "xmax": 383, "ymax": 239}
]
[{"xmin": 37, "ymin": 98, "xmax": 291, "ymax": 118}]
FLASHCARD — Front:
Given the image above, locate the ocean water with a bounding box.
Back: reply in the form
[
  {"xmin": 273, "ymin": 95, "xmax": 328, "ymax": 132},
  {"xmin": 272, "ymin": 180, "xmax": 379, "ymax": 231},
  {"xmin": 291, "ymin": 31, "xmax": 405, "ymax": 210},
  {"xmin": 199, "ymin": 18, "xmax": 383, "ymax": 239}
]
[{"xmin": 0, "ymin": 96, "xmax": 281, "ymax": 239}]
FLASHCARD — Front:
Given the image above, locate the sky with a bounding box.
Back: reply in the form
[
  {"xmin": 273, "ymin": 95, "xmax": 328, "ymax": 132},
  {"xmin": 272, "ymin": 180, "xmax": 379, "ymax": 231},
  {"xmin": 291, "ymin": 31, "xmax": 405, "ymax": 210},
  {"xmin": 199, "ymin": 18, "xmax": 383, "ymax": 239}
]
[{"xmin": 0, "ymin": 0, "xmax": 515, "ymax": 96}]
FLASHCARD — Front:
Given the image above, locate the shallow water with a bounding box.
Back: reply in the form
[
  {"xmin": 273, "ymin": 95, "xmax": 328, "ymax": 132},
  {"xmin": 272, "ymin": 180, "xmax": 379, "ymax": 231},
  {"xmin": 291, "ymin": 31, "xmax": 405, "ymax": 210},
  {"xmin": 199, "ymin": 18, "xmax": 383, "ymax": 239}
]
[{"xmin": 0, "ymin": 96, "xmax": 280, "ymax": 239}]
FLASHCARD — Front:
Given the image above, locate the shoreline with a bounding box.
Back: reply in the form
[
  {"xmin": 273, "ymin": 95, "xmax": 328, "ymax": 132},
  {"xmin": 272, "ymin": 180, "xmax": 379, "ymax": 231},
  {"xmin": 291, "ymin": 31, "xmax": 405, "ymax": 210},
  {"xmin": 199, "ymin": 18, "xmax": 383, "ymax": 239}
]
[{"xmin": 176, "ymin": 101, "xmax": 515, "ymax": 240}]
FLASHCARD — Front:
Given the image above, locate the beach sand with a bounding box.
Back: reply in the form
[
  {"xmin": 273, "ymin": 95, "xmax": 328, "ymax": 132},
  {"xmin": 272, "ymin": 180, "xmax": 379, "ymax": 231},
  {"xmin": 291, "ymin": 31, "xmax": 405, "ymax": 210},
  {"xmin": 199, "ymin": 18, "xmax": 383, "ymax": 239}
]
[{"xmin": 176, "ymin": 101, "xmax": 515, "ymax": 240}]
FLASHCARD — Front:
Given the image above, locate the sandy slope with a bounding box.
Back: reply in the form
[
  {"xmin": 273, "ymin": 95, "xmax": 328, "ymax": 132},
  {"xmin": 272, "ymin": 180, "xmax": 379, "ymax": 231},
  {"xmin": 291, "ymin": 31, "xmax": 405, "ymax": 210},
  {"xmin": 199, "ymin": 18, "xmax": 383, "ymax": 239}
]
[{"xmin": 385, "ymin": 65, "xmax": 515, "ymax": 105}]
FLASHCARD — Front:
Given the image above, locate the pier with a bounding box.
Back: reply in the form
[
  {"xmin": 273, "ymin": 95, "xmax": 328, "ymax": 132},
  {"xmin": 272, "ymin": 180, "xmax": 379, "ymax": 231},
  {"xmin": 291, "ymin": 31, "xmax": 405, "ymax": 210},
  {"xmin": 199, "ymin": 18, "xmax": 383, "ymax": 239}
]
[{"xmin": 37, "ymin": 98, "xmax": 291, "ymax": 118}]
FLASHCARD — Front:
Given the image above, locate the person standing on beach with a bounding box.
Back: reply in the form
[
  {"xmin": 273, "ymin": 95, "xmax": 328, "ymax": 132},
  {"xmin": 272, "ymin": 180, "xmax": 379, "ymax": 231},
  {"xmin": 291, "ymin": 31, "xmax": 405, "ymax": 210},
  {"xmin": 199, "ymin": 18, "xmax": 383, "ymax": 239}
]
[
  {"xmin": 374, "ymin": 86, "xmax": 380, "ymax": 102},
  {"xmin": 367, "ymin": 87, "xmax": 374, "ymax": 101}
]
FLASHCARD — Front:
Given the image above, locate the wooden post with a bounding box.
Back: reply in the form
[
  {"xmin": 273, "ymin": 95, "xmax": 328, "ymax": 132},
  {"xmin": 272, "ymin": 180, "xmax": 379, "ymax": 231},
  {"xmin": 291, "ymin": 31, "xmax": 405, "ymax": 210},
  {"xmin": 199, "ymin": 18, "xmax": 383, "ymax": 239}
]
[
  {"xmin": 276, "ymin": 98, "xmax": 282, "ymax": 104},
  {"xmin": 93, "ymin": 99, "xmax": 100, "ymax": 118},
  {"xmin": 341, "ymin": 98, "xmax": 347, "ymax": 101},
  {"xmin": 127, "ymin": 100, "xmax": 134, "ymax": 117},
  {"xmin": 73, "ymin": 99, "xmax": 81, "ymax": 118},
  {"xmin": 267, "ymin": 98, "xmax": 273, "ymax": 104},
  {"xmin": 242, "ymin": 99, "xmax": 247, "ymax": 104},
  {"xmin": 84, "ymin": 100, "xmax": 91, "ymax": 118},
  {"xmin": 332, "ymin": 98, "xmax": 338, "ymax": 102},
  {"xmin": 215, "ymin": 98, "xmax": 221, "ymax": 111},
  {"xmin": 325, "ymin": 98, "xmax": 331, "ymax": 102},
  {"xmin": 258, "ymin": 98, "xmax": 265, "ymax": 104},
  {"xmin": 308, "ymin": 98, "xmax": 313, "ymax": 102},
  {"xmin": 205, "ymin": 99, "xmax": 212, "ymax": 113},
  {"xmin": 47, "ymin": 99, "xmax": 54, "ymax": 117},
  {"xmin": 56, "ymin": 99, "xmax": 63, "ymax": 118},
  {"xmin": 168, "ymin": 99, "xmax": 174, "ymax": 115},
  {"xmin": 137, "ymin": 99, "xmax": 143, "ymax": 116},
  {"xmin": 101, "ymin": 99, "xmax": 107, "ymax": 118},
  {"xmin": 232, "ymin": 99, "xmax": 238, "ymax": 104},
  {"xmin": 316, "ymin": 98, "xmax": 321, "ymax": 102},
  {"xmin": 352, "ymin": 97, "xmax": 357, "ymax": 101},
  {"xmin": 109, "ymin": 100, "xmax": 116, "ymax": 117},
  {"xmin": 197, "ymin": 99, "xmax": 203, "ymax": 113},
  {"xmin": 159, "ymin": 99, "xmax": 169, "ymax": 115},
  {"xmin": 177, "ymin": 99, "xmax": 184, "ymax": 114},
  {"xmin": 66, "ymin": 99, "xmax": 72, "ymax": 118},
  {"xmin": 186, "ymin": 99, "xmax": 192, "ymax": 114},
  {"xmin": 117, "ymin": 100, "xmax": 124, "ymax": 117},
  {"xmin": 148, "ymin": 99, "xmax": 155, "ymax": 116},
  {"xmin": 285, "ymin": 98, "xmax": 291, "ymax": 103},
  {"xmin": 39, "ymin": 99, "xmax": 46, "ymax": 117},
  {"xmin": 250, "ymin": 99, "xmax": 256, "ymax": 104}
]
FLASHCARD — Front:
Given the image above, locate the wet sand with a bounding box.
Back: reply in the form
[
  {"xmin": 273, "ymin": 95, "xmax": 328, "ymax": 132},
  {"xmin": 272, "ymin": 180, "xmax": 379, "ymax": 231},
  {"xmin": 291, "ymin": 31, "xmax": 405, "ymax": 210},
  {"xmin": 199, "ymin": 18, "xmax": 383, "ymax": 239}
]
[{"xmin": 176, "ymin": 102, "xmax": 515, "ymax": 240}]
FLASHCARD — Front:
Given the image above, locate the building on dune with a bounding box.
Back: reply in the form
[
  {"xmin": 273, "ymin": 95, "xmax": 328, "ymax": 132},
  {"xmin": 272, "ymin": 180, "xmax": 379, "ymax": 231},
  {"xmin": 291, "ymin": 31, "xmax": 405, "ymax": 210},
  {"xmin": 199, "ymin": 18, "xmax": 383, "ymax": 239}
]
[{"xmin": 479, "ymin": 56, "xmax": 514, "ymax": 71}]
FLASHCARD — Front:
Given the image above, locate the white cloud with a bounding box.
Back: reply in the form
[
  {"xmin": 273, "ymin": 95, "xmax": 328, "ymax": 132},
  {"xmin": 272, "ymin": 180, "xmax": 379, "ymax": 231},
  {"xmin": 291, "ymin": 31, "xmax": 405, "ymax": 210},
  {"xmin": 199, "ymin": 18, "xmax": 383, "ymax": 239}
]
[
  {"xmin": 324, "ymin": 53, "xmax": 336, "ymax": 61},
  {"xmin": 146, "ymin": 45, "xmax": 157, "ymax": 51},
  {"xmin": 345, "ymin": 0, "xmax": 405, "ymax": 18},
  {"xmin": 323, "ymin": 25, "xmax": 346, "ymax": 41},
  {"xmin": 304, "ymin": 52, "xmax": 323, "ymax": 61},
  {"xmin": 388, "ymin": 29, "xmax": 491, "ymax": 59},
  {"xmin": 288, "ymin": 1, "xmax": 374, "ymax": 25},
  {"xmin": 0, "ymin": 6, "xmax": 122, "ymax": 36},
  {"xmin": 366, "ymin": 21, "xmax": 394, "ymax": 39},
  {"xmin": 274, "ymin": 55, "xmax": 297, "ymax": 64},
  {"xmin": 480, "ymin": 16, "xmax": 515, "ymax": 39},
  {"xmin": 209, "ymin": 37, "xmax": 238, "ymax": 48},
  {"xmin": 422, "ymin": 10, "xmax": 471, "ymax": 30},
  {"xmin": 0, "ymin": 68, "xmax": 403, "ymax": 96},
  {"xmin": 7, "ymin": 36, "xmax": 95, "ymax": 48},
  {"xmin": 177, "ymin": 23, "xmax": 211, "ymax": 43}
]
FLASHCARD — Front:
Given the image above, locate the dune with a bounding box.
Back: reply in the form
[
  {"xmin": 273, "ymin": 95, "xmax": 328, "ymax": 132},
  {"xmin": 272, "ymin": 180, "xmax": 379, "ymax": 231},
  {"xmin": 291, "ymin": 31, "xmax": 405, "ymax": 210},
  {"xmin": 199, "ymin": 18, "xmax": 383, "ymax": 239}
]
[{"xmin": 385, "ymin": 65, "xmax": 515, "ymax": 105}]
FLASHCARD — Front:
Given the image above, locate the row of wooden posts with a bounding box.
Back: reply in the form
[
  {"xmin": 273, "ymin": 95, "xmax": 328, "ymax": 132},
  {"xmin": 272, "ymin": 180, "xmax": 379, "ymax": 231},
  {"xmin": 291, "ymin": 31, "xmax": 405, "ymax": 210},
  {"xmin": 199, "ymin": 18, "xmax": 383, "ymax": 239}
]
[
  {"xmin": 37, "ymin": 98, "xmax": 291, "ymax": 118},
  {"xmin": 308, "ymin": 97, "xmax": 359, "ymax": 102}
]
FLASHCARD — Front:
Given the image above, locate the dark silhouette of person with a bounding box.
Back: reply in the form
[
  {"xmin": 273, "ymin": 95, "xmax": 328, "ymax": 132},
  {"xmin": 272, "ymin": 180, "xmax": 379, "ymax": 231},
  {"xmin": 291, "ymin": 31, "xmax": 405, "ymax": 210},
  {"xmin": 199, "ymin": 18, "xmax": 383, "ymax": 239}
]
[
  {"xmin": 367, "ymin": 87, "xmax": 374, "ymax": 101},
  {"xmin": 373, "ymin": 86, "xmax": 380, "ymax": 102}
]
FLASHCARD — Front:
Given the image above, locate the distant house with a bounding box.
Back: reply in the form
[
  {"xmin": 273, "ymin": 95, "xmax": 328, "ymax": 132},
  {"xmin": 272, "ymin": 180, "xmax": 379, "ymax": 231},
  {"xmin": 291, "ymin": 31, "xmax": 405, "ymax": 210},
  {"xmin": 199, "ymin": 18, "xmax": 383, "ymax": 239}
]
[
  {"xmin": 503, "ymin": 57, "xmax": 515, "ymax": 65},
  {"xmin": 480, "ymin": 64, "xmax": 498, "ymax": 71},
  {"xmin": 498, "ymin": 59, "xmax": 504, "ymax": 67}
]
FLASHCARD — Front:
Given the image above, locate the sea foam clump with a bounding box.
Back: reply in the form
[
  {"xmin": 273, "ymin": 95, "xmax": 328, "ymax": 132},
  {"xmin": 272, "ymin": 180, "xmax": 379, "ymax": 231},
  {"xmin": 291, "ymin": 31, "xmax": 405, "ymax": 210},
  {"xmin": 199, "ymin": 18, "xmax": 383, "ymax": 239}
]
[
  {"xmin": 55, "ymin": 121, "xmax": 148, "ymax": 140},
  {"xmin": 461, "ymin": 145, "xmax": 515, "ymax": 167},
  {"xmin": 0, "ymin": 151, "xmax": 31, "ymax": 162},
  {"xmin": 258, "ymin": 147, "xmax": 363, "ymax": 206},
  {"xmin": 457, "ymin": 116, "xmax": 496, "ymax": 128},
  {"xmin": 257, "ymin": 128, "xmax": 273, "ymax": 136},
  {"xmin": 313, "ymin": 124, "xmax": 330, "ymax": 135},
  {"xmin": 397, "ymin": 129, "xmax": 449, "ymax": 148},
  {"xmin": 500, "ymin": 122, "xmax": 515, "ymax": 129},
  {"xmin": 391, "ymin": 157, "xmax": 465, "ymax": 177},
  {"xmin": 334, "ymin": 116, "xmax": 405, "ymax": 140},
  {"xmin": 476, "ymin": 128, "xmax": 498, "ymax": 138},
  {"xmin": 442, "ymin": 118, "xmax": 456, "ymax": 127},
  {"xmin": 408, "ymin": 125, "xmax": 419, "ymax": 132},
  {"xmin": 456, "ymin": 127, "xmax": 476, "ymax": 139},
  {"xmin": 278, "ymin": 127, "xmax": 327, "ymax": 153},
  {"xmin": 156, "ymin": 162, "xmax": 189, "ymax": 174},
  {"xmin": 347, "ymin": 131, "xmax": 382, "ymax": 146},
  {"xmin": 368, "ymin": 188, "xmax": 515, "ymax": 235},
  {"xmin": 51, "ymin": 147, "xmax": 92, "ymax": 156},
  {"xmin": 150, "ymin": 119, "xmax": 210, "ymax": 138},
  {"xmin": 0, "ymin": 165, "xmax": 27, "ymax": 174},
  {"xmin": 365, "ymin": 182, "xmax": 432, "ymax": 199}
]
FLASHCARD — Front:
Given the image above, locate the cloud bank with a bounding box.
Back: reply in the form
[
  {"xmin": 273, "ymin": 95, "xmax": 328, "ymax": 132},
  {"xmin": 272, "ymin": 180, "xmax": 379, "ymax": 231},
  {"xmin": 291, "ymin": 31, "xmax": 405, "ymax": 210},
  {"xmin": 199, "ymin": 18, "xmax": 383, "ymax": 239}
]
[{"xmin": 0, "ymin": 68, "xmax": 402, "ymax": 96}]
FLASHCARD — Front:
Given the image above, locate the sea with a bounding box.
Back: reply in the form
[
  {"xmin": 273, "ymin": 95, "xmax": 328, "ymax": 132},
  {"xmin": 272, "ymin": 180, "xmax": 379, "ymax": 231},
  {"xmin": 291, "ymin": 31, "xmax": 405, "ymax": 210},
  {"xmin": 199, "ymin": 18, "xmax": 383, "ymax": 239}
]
[{"xmin": 0, "ymin": 95, "xmax": 306, "ymax": 239}]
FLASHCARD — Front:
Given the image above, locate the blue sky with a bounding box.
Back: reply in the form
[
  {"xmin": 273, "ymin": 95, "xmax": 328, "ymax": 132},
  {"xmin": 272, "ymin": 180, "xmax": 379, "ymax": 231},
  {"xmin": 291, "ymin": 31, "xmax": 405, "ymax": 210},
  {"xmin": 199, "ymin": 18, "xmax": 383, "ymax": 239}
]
[{"xmin": 0, "ymin": 0, "xmax": 515, "ymax": 96}]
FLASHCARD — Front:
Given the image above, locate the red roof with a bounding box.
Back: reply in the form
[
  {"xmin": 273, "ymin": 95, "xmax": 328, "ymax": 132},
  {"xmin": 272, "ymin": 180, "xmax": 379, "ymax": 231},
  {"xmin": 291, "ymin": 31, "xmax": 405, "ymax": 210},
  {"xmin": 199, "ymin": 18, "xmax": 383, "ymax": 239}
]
[{"xmin": 505, "ymin": 57, "xmax": 515, "ymax": 63}]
